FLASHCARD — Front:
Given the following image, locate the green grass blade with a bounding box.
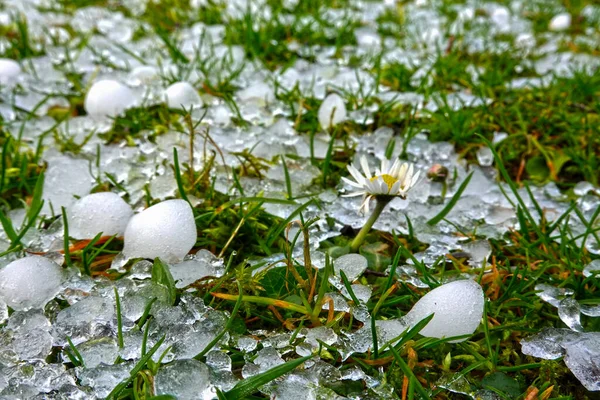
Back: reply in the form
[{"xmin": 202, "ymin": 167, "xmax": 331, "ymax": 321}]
[{"xmin": 152, "ymin": 258, "xmax": 177, "ymax": 306}]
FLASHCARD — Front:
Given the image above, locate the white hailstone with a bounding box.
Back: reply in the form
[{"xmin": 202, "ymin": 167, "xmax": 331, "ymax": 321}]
[
  {"xmin": 318, "ymin": 93, "xmax": 347, "ymax": 130},
  {"xmin": 67, "ymin": 192, "xmax": 134, "ymax": 239},
  {"xmin": 549, "ymin": 13, "xmax": 571, "ymax": 31},
  {"xmin": 84, "ymin": 79, "xmax": 135, "ymax": 120},
  {"xmin": 0, "ymin": 256, "xmax": 66, "ymax": 311},
  {"xmin": 123, "ymin": 199, "xmax": 197, "ymax": 263},
  {"xmin": 405, "ymin": 279, "xmax": 484, "ymax": 342},
  {"xmin": 165, "ymin": 81, "xmax": 203, "ymax": 110},
  {"xmin": 0, "ymin": 58, "xmax": 21, "ymax": 84}
]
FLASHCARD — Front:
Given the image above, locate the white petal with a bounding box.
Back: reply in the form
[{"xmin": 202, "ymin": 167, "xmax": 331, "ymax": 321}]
[
  {"xmin": 381, "ymin": 158, "xmax": 389, "ymax": 175},
  {"xmin": 397, "ymin": 163, "xmax": 408, "ymax": 181},
  {"xmin": 390, "ymin": 180, "xmax": 401, "ymax": 195},
  {"xmin": 379, "ymin": 180, "xmax": 389, "ymax": 194},
  {"xmin": 342, "ymin": 176, "xmax": 364, "ymax": 189},
  {"xmin": 360, "ymin": 156, "xmax": 372, "ymax": 179},
  {"xmin": 348, "ymin": 164, "xmax": 365, "ymax": 184},
  {"xmin": 407, "ymin": 164, "xmax": 414, "ymax": 183},
  {"xmin": 410, "ymin": 170, "xmax": 421, "ymax": 188},
  {"xmin": 342, "ymin": 191, "xmax": 366, "ymax": 197},
  {"xmin": 390, "ymin": 158, "xmax": 401, "ymax": 176}
]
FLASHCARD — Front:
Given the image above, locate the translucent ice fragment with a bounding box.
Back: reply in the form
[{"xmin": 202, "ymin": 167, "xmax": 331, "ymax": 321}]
[
  {"xmin": 562, "ymin": 333, "xmax": 600, "ymax": 391},
  {"xmin": 42, "ymin": 156, "xmax": 94, "ymax": 214},
  {"xmin": 583, "ymin": 259, "xmax": 600, "ymax": 277},
  {"xmin": 333, "ymin": 254, "xmax": 367, "ymax": 282},
  {"xmin": 165, "ymin": 82, "xmax": 203, "ymax": 110},
  {"xmin": 462, "ymin": 240, "xmax": 492, "ymax": 268},
  {"xmin": 520, "ymin": 327, "xmax": 571, "ymax": 359},
  {"xmin": 0, "ymin": 256, "xmax": 65, "ymax": 311},
  {"xmin": 558, "ymin": 298, "xmax": 584, "ymax": 332},
  {"xmin": 67, "ymin": 192, "xmax": 133, "ymax": 239},
  {"xmin": 170, "ymin": 250, "xmax": 224, "ymax": 288},
  {"xmin": 84, "ymin": 79, "xmax": 134, "ymax": 120},
  {"xmin": 318, "ymin": 93, "xmax": 346, "ymax": 130},
  {"xmin": 154, "ymin": 359, "xmax": 212, "ymax": 400},
  {"xmin": 404, "ymin": 279, "xmax": 484, "ymax": 342},
  {"xmin": 123, "ymin": 199, "xmax": 197, "ymax": 263}
]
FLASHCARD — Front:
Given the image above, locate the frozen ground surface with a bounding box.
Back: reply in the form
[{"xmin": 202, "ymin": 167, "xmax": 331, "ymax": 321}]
[{"xmin": 0, "ymin": 0, "xmax": 599, "ymax": 398}]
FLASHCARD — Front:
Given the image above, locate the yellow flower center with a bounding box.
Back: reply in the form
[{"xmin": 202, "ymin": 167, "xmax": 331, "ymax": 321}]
[{"xmin": 370, "ymin": 174, "xmax": 398, "ymax": 191}]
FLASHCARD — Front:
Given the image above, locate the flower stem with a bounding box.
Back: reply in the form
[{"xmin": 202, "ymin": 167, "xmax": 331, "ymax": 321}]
[{"xmin": 350, "ymin": 197, "xmax": 391, "ymax": 252}]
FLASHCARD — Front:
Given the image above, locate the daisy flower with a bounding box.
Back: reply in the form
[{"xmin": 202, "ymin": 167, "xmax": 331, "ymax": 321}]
[{"xmin": 342, "ymin": 155, "xmax": 421, "ymax": 214}]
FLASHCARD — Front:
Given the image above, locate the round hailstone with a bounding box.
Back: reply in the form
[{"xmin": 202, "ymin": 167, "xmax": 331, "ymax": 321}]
[
  {"xmin": 0, "ymin": 256, "xmax": 65, "ymax": 311},
  {"xmin": 549, "ymin": 13, "xmax": 571, "ymax": 31},
  {"xmin": 84, "ymin": 79, "xmax": 134, "ymax": 120},
  {"xmin": 318, "ymin": 93, "xmax": 347, "ymax": 130},
  {"xmin": 165, "ymin": 81, "xmax": 203, "ymax": 110},
  {"xmin": 405, "ymin": 279, "xmax": 484, "ymax": 343},
  {"xmin": 123, "ymin": 199, "xmax": 197, "ymax": 263},
  {"xmin": 334, "ymin": 254, "xmax": 368, "ymax": 282},
  {"xmin": 0, "ymin": 58, "xmax": 21, "ymax": 84},
  {"xmin": 67, "ymin": 192, "xmax": 134, "ymax": 240}
]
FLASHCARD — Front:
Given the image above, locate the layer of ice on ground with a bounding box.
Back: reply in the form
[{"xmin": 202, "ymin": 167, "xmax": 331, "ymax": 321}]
[
  {"xmin": 123, "ymin": 199, "xmax": 197, "ymax": 263},
  {"xmin": 67, "ymin": 192, "xmax": 133, "ymax": 239},
  {"xmin": 0, "ymin": 256, "xmax": 65, "ymax": 311}
]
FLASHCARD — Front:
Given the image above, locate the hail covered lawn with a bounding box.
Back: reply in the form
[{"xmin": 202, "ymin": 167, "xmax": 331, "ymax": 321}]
[{"xmin": 0, "ymin": 0, "xmax": 599, "ymax": 398}]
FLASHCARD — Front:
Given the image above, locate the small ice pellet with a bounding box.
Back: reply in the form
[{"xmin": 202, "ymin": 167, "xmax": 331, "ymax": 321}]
[
  {"xmin": 123, "ymin": 199, "xmax": 197, "ymax": 263},
  {"xmin": 0, "ymin": 256, "xmax": 66, "ymax": 311},
  {"xmin": 318, "ymin": 93, "xmax": 347, "ymax": 130},
  {"xmin": 84, "ymin": 79, "xmax": 135, "ymax": 120},
  {"xmin": 405, "ymin": 279, "xmax": 484, "ymax": 342},
  {"xmin": 67, "ymin": 192, "xmax": 133, "ymax": 239},
  {"xmin": 165, "ymin": 81, "xmax": 203, "ymax": 110}
]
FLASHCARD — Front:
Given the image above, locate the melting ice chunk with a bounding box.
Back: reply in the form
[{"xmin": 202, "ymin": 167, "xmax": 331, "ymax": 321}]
[
  {"xmin": 404, "ymin": 279, "xmax": 484, "ymax": 342},
  {"xmin": 67, "ymin": 192, "xmax": 133, "ymax": 239},
  {"xmin": 0, "ymin": 58, "xmax": 21, "ymax": 84},
  {"xmin": 318, "ymin": 93, "xmax": 346, "ymax": 130},
  {"xmin": 0, "ymin": 256, "xmax": 65, "ymax": 311},
  {"xmin": 333, "ymin": 254, "xmax": 368, "ymax": 282},
  {"xmin": 84, "ymin": 79, "xmax": 134, "ymax": 120},
  {"xmin": 165, "ymin": 82, "xmax": 203, "ymax": 110},
  {"xmin": 123, "ymin": 199, "xmax": 197, "ymax": 263},
  {"xmin": 521, "ymin": 328, "xmax": 600, "ymax": 391},
  {"xmin": 154, "ymin": 359, "xmax": 212, "ymax": 400},
  {"xmin": 549, "ymin": 13, "xmax": 571, "ymax": 31}
]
